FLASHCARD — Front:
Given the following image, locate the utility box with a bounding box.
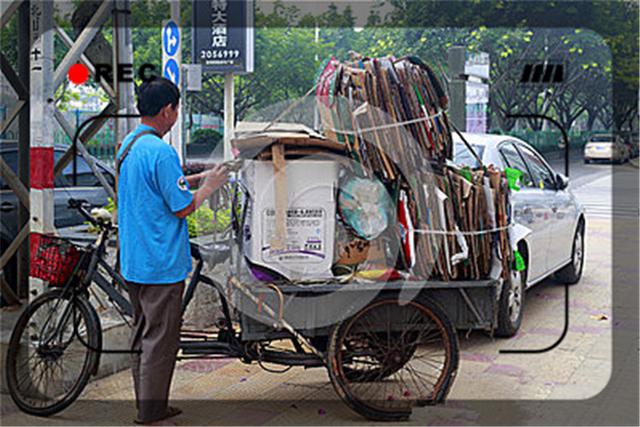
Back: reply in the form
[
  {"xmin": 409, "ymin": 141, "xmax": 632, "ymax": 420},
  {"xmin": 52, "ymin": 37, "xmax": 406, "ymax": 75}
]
[{"xmin": 242, "ymin": 160, "xmax": 339, "ymax": 281}]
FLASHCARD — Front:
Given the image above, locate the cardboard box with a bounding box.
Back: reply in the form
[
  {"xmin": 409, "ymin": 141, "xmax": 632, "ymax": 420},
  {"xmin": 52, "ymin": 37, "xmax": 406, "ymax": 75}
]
[{"xmin": 242, "ymin": 160, "xmax": 339, "ymax": 281}]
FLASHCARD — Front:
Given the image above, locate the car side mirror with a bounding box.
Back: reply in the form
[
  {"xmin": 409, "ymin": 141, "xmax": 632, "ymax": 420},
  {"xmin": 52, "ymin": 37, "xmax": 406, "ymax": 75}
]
[{"xmin": 556, "ymin": 173, "xmax": 569, "ymax": 190}]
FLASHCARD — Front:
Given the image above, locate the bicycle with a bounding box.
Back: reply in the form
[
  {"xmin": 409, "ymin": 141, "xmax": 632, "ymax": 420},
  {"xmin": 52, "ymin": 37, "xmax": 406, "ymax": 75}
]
[{"xmin": 4, "ymin": 198, "xmax": 231, "ymax": 416}]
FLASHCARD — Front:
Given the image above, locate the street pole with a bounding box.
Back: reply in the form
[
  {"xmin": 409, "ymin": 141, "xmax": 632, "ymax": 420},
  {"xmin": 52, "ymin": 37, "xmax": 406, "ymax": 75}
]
[
  {"xmin": 448, "ymin": 46, "xmax": 466, "ymax": 131},
  {"xmin": 171, "ymin": 0, "xmax": 184, "ymax": 164},
  {"xmin": 16, "ymin": 1, "xmax": 30, "ymax": 298},
  {"xmin": 223, "ymin": 73, "xmax": 234, "ymax": 161},
  {"xmin": 30, "ymin": 1, "xmax": 55, "ymax": 298},
  {"xmin": 313, "ymin": 24, "xmax": 319, "ymax": 131}
]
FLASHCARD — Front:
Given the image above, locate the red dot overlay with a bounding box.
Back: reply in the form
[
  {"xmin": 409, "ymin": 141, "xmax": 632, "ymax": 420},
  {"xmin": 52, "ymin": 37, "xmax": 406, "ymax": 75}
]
[{"xmin": 68, "ymin": 63, "xmax": 89, "ymax": 84}]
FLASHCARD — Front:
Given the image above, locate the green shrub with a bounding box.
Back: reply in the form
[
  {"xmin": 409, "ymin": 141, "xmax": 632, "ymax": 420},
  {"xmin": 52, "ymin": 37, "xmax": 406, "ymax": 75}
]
[
  {"xmin": 187, "ymin": 204, "xmax": 230, "ymax": 237},
  {"xmin": 87, "ymin": 198, "xmax": 230, "ymax": 238},
  {"xmin": 191, "ymin": 128, "xmax": 222, "ymax": 146}
]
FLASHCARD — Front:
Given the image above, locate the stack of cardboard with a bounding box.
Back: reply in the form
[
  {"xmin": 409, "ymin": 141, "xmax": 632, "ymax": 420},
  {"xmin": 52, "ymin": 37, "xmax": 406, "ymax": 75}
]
[{"xmin": 315, "ymin": 55, "xmax": 513, "ymax": 281}]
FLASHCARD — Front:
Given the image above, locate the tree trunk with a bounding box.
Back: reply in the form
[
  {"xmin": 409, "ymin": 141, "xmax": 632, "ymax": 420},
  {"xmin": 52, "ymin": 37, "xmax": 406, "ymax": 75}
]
[{"xmin": 586, "ymin": 109, "xmax": 598, "ymax": 131}]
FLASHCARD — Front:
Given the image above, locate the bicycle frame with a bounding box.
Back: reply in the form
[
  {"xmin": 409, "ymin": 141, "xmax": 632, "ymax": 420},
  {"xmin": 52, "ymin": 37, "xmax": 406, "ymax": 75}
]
[
  {"xmin": 55, "ymin": 204, "xmax": 241, "ymax": 356},
  {"xmin": 58, "ymin": 199, "xmax": 328, "ymax": 365}
]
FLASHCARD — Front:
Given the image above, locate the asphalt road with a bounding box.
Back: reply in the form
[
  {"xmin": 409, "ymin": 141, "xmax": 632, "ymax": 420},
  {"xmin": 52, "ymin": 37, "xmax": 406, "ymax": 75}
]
[{"xmin": 546, "ymin": 149, "xmax": 612, "ymax": 186}]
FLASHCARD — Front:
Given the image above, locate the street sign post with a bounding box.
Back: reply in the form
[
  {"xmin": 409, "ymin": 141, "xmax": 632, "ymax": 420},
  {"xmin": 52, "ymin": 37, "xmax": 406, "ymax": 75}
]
[
  {"xmin": 162, "ymin": 14, "xmax": 183, "ymax": 163},
  {"xmin": 191, "ymin": 0, "xmax": 254, "ymax": 74},
  {"xmin": 465, "ymin": 52, "xmax": 490, "ymax": 133},
  {"xmin": 184, "ymin": 64, "xmax": 202, "ymax": 92},
  {"xmin": 192, "ymin": 0, "xmax": 254, "ymax": 160}
]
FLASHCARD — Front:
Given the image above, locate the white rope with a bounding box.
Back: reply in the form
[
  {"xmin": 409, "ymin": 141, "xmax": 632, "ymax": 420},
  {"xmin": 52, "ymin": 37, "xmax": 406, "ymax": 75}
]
[
  {"xmin": 327, "ymin": 109, "xmax": 446, "ymax": 136},
  {"xmin": 414, "ymin": 223, "xmax": 513, "ymax": 236}
]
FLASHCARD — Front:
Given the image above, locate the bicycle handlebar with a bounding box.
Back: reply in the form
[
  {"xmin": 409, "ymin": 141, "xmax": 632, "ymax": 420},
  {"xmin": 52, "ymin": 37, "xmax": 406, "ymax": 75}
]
[
  {"xmin": 68, "ymin": 199, "xmax": 229, "ymax": 265},
  {"xmin": 67, "ymin": 198, "xmax": 111, "ymax": 230}
]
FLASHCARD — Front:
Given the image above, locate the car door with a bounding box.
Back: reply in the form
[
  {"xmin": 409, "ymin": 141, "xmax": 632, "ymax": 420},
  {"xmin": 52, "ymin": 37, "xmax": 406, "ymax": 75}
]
[
  {"xmin": 517, "ymin": 143, "xmax": 575, "ymax": 270},
  {"xmin": 54, "ymin": 150, "xmax": 115, "ymax": 228},
  {"xmin": 498, "ymin": 141, "xmax": 553, "ymax": 283}
]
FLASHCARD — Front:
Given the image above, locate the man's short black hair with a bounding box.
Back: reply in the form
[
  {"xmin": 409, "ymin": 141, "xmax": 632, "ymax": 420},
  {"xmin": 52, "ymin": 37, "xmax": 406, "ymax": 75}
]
[{"xmin": 136, "ymin": 77, "xmax": 180, "ymax": 117}]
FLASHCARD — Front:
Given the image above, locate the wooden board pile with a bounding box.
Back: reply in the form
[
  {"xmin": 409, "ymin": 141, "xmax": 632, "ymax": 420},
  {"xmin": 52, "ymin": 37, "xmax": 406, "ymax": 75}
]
[
  {"xmin": 315, "ymin": 55, "xmax": 513, "ymax": 281},
  {"xmin": 424, "ymin": 165, "xmax": 513, "ymax": 281},
  {"xmin": 316, "ymin": 55, "xmax": 452, "ymax": 177}
]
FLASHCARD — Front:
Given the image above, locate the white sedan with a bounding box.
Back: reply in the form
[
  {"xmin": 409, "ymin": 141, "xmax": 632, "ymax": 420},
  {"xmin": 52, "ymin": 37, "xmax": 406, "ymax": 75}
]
[
  {"xmin": 453, "ymin": 132, "xmax": 586, "ymax": 337},
  {"xmin": 584, "ymin": 133, "xmax": 629, "ymax": 164}
]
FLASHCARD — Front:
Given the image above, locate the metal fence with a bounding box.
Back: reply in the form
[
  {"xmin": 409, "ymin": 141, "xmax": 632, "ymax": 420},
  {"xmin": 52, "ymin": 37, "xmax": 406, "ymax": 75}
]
[
  {"xmin": 54, "ymin": 110, "xmax": 117, "ymax": 166},
  {"xmin": 53, "ymin": 111, "xmax": 225, "ymax": 167}
]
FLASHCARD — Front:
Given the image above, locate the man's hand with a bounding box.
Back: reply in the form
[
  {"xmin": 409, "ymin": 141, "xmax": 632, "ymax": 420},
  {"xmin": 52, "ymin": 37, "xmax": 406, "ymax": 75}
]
[
  {"xmin": 201, "ymin": 164, "xmax": 229, "ymax": 191},
  {"xmin": 175, "ymin": 164, "xmax": 229, "ymax": 219}
]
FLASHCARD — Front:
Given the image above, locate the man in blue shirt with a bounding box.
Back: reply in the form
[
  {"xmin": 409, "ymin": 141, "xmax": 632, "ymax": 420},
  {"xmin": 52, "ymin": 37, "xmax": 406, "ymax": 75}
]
[{"xmin": 117, "ymin": 77, "xmax": 228, "ymax": 426}]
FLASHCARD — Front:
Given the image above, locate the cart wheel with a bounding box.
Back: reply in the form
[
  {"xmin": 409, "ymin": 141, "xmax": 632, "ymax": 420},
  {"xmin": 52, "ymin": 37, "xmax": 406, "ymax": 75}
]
[{"xmin": 327, "ymin": 297, "xmax": 458, "ymax": 421}]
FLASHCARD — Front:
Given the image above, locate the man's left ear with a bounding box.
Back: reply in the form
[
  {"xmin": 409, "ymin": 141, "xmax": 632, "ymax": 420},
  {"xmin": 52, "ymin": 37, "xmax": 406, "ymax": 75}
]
[{"xmin": 162, "ymin": 104, "xmax": 173, "ymax": 117}]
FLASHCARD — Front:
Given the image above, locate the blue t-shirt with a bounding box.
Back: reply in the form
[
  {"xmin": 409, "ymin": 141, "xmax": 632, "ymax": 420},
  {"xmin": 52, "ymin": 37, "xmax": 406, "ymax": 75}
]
[{"xmin": 117, "ymin": 124, "xmax": 193, "ymax": 284}]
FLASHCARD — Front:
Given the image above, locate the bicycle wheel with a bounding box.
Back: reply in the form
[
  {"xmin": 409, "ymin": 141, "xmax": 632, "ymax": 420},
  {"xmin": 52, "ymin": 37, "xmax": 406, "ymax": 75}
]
[
  {"xmin": 327, "ymin": 296, "xmax": 459, "ymax": 421},
  {"xmin": 5, "ymin": 289, "xmax": 101, "ymax": 416}
]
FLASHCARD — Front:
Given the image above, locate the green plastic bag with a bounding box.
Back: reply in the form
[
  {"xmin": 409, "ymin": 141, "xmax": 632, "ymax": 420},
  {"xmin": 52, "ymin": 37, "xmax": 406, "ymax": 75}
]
[
  {"xmin": 460, "ymin": 167, "xmax": 473, "ymax": 183},
  {"xmin": 504, "ymin": 167, "xmax": 522, "ymax": 191},
  {"xmin": 513, "ymin": 250, "xmax": 526, "ymax": 271}
]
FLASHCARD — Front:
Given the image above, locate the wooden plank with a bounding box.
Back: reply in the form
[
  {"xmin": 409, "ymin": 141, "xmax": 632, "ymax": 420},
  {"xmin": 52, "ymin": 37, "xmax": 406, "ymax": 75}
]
[
  {"xmin": 55, "ymin": 26, "xmax": 116, "ymax": 100},
  {"xmin": 270, "ymin": 144, "xmax": 286, "ymax": 251},
  {"xmin": 0, "ymin": 156, "xmax": 29, "ymax": 209},
  {"xmin": 0, "ymin": 52, "xmax": 27, "ymax": 99},
  {"xmin": 0, "ymin": 0, "xmax": 22, "ymax": 29},
  {"xmin": 0, "ymin": 223, "xmax": 28, "ymax": 270},
  {"xmin": 0, "ymin": 273, "xmax": 21, "ymax": 306},
  {"xmin": 52, "ymin": 0, "xmax": 112, "ymax": 89},
  {"xmin": 0, "ymin": 99, "xmax": 25, "ymax": 134}
]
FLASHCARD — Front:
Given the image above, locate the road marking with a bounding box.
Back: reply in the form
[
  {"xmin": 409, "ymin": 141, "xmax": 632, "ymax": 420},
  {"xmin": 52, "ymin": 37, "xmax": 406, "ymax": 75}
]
[{"xmin": 573, "ymin": 171, "xmax": 639, "ymax": 218}]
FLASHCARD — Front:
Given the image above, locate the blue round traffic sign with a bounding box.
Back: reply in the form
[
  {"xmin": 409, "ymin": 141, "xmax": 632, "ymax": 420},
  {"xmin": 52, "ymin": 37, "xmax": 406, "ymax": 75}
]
[
  {"xmin": 163, "ymin": 59, "xmax": 180, "ymax": 85},
  {"xmin": 163, "ymin": 21, "xmax": 179, "ymax": 56}
]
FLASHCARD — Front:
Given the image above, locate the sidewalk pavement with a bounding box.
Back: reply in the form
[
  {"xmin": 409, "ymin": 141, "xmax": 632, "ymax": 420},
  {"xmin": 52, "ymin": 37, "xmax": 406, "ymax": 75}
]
[{"xmin": 0, "ymin": 216, "xmax": 619, "ymax": 425}]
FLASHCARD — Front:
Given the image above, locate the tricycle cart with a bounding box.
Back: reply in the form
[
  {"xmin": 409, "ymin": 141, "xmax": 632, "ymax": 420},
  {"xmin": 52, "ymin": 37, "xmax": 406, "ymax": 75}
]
[
  {"xmin": 177, "ymin": 241, "xmax": 500, "ymax": 421},
  {"xmin": 5, "ymin": 200, "xmax": 501, "ymax": 421}
]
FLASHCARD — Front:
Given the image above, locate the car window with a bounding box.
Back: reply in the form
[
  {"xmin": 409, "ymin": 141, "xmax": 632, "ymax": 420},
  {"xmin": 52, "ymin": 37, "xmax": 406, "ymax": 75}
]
[
  {"xmin": 54, "ymin": 150, "xmax": 114, "ymax": 188},
  {"xmin": 517, "ymin": 144, "xmax": 557, "ymax": 191},
  {"xmin": 0, "ymin": 151, "xmax": 18, "ymax": 190},
  {"xmin": 454, "ymin": 143, "xmax": 485, "ymax": 168},
  {"xmin": 498, "ymin": 143, "xmax": 534, "ymax": 187},
  {"xmin": 589, "ymin": 135, "xmax": 613, "ymax": 143}
]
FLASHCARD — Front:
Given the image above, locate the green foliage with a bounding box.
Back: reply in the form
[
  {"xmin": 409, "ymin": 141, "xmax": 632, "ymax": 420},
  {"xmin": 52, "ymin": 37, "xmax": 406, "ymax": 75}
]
[
  {"xmin": 86, "ymin": 197, "xmax": 230, "ymax": 238},
  {"xmin": 191, "ymin": 128, "xmax": 223, "ymax": 146},
  {"xmin": 104, "ymin": 197, "xmax": 116, "ymax": 213},
  {"xmin": 4, "ymin": 0, "xmax": 635, "ymax": 142},
  {"xmin": 187, "ymin": 205, "xmax": 230, "ymax": 237}
]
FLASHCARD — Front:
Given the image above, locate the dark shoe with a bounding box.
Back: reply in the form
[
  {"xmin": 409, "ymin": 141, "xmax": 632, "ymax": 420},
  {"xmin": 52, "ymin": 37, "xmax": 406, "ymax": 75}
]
[{"xmin": 134, "ymin": 406, "xmax": 182, "ymax": 425}]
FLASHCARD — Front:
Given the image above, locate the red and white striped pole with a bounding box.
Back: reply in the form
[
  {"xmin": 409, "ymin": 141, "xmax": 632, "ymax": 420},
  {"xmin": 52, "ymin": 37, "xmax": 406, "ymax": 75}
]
[{"xmin": 29, "ymin": 2, "xmax": 55, "ymax": 298}]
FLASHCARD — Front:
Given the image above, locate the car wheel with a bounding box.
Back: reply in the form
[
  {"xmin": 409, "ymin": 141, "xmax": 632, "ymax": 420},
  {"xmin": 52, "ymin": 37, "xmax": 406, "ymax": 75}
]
[
  {"xmin": 555, "ymin": 221, "xmax": 585, "ymax": 285},
  {"xmin": 495, "ymin": 267, "xmax": 525, "ymax": 338}
]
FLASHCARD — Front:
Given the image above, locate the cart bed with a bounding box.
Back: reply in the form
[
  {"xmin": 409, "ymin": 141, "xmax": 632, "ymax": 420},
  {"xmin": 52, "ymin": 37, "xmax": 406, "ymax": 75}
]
[{"xmin": 232, "ymin": 278, "xmax": 500, "ymax": 341}]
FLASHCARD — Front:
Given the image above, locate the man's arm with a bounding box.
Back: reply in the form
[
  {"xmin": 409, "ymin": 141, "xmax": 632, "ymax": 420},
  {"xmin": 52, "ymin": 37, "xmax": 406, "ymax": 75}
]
[
  {"xmin": 175, "ymin": 164, "xmax": 228, "ymax": 218},
  {"xmin": 185, "ymin": 172, "xmax": 204, "ymax": 187}
]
